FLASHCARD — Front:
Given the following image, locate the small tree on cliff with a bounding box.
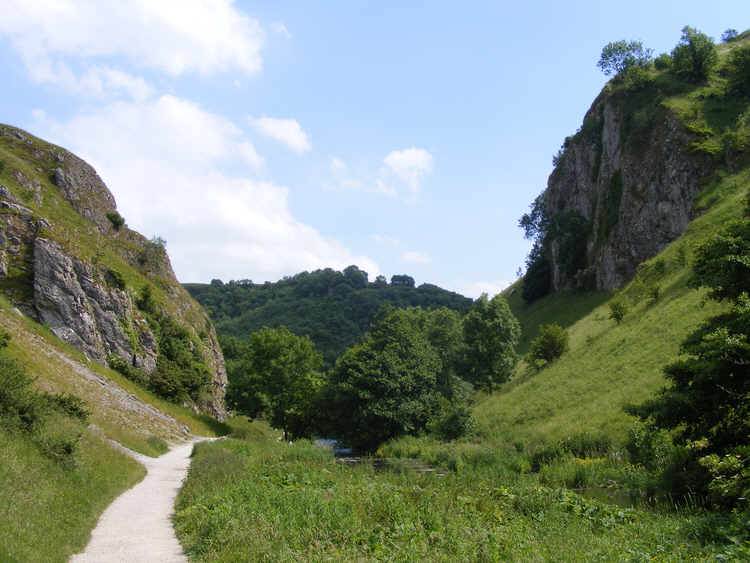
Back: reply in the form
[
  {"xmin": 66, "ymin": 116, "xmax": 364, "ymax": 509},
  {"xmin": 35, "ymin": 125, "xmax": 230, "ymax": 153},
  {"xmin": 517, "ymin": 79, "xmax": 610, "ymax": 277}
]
[{"xmin": 597, "ymin": 40, "xmax": 653, "ymax": 76}]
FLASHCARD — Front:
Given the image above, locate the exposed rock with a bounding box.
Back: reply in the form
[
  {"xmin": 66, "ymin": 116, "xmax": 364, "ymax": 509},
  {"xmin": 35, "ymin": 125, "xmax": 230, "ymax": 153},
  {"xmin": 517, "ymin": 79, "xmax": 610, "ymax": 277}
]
[
  {"xmin": 543, "ymin": 92, "xmax": 710, "ymax": 291},
  {"xmin": 0, "ymin": 124, "xmax": 227, "ymax": 417},
  {"xmin": 51, "ymin": 154, "xmax": 117, "ymax": 233}
]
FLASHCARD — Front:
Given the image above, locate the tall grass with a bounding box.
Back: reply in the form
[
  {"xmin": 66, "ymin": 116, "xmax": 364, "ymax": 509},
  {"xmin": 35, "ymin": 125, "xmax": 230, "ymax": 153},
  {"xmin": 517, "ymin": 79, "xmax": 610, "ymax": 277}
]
[
  {"xmin": 174, "ymin": 420, "xmax": 720, "ymax": 561},
  {"xmin": 0, "ymin": 429, "xmax": 144, "ymax": 562}
]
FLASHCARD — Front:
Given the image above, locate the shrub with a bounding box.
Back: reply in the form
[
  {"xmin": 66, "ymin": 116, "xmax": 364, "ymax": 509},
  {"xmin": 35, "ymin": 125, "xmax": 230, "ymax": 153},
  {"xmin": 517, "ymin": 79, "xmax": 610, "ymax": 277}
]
[
  {"xmin": 654, "ymin": 53, "xmax": 672, "ymax": 70},
  {"xmin": 526, "ymin": 324, "xmax": 569, "ymax": 370},
  {"xmin": 0, "ymin": 336, "xmax": 87, "ymax": 463},
  {"xmin": 608, "ymin": 299, "xmax": 628, "ymax": 324},
  {"xmin": 105, "ymin": 268, "xmax": 126, "ymax": 290},
  {"xmin": 671, "ymin": 26, "xmax": 718, "ymax": 83},
  {"xmin": 727, "ymin": 45, "xmax": 750, "ymax": 97},
  {"xmin": 427, "ymin": 398, "xmax": 475, "ymax": 441},
  {"xmin": 106, "ymin": 211, "xmax": 125, "ymax": 230},
  {"xmin": 721, "ymin": 29, "xmax": 739, "ymax": 43},
  {"xmin": 647, "ymin": 284, "xmax": 661, "ymax": 305}
]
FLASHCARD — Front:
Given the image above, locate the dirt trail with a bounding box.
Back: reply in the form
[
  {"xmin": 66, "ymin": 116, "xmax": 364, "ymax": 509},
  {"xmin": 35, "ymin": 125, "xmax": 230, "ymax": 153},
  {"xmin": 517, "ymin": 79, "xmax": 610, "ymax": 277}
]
[{"xmin": 69, "ymin": 440, "xmax": 200, "ymax": 563}]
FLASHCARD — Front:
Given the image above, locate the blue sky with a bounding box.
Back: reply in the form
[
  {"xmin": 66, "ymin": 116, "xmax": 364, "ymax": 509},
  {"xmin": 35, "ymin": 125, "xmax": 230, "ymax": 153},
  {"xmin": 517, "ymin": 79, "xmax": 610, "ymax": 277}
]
[{"xmin": 1, "ymin": 1, "xmax": 747, "ymax": 297}]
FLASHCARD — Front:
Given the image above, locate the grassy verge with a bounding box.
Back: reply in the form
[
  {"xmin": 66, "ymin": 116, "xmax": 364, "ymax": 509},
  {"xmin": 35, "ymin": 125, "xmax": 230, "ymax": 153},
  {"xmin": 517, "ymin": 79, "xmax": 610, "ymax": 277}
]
[
  {"xmin": 0, "ymin": 297, "xmax": 227, "ymax": 457},
  {"xmin": 174, "ymin": 419, "xmax": 727, "ymax": 561},
  {"xmin": 0, "ymin": 428, "xmax": 145, "ymax": 562}
]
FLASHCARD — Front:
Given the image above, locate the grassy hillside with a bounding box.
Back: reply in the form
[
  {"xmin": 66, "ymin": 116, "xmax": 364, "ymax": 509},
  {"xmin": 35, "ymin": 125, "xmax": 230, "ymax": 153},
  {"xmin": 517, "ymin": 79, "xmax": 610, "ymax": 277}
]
[
  {"xmin": 0, "ymin": 429, "xmax": 144, "ymax": 562},
  {"xmin": 0, "ymin": 294, "xmax": 227, "ymax": 560},
  {"xmin": 479, "ymin": 166, "xmax": 749, "ymax": 448}
]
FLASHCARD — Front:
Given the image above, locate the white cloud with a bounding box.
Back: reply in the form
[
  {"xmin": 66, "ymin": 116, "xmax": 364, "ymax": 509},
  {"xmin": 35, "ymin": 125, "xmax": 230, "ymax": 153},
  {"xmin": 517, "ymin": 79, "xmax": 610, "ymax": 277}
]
[
  {"xmin": 401, "ymin": 251, "xmax": 431, "ymax": 264},
  {"xmin": 271, "ymin": 22, "xmax": 291, "ymax": 38},
  {"xmin": 383, "ymin": 148, "xmax": 433, "ymax": 194},
  {"xmin": 326, "ymin": 149, "xmax": 433, "ymax": 200},
  {"xmin": 0, "ymin": 0, "xmax": 264, "ymax": 84},
  {"xmin": 250, "ymin": 116, "xmax": 311, "ymax": 154},
  {"xmin": 32, "ymin": 95, "xmax": 377, "ymax": 283}
]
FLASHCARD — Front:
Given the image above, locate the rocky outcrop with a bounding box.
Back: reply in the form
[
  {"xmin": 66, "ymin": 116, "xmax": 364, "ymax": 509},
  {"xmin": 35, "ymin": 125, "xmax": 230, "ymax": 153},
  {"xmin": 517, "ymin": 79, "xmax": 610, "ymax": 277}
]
[
  {"xmin": 33, "ymin": 238, "xmax": 158, "ymax": 371},
  {"xmin": 0, "ymin": 124, "xmax": 227, "ymax": 418},
  {"xmin": 543, "ymin": 90, "xmax": 711, "ymax": 291},
  {"xmin": 51, "ymin": 151, "xmax": 118, "ymax": 233}
]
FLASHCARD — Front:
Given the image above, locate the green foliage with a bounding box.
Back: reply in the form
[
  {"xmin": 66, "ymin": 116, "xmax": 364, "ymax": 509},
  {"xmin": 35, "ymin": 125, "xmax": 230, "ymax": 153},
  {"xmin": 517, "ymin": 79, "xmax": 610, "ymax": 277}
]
[
  {"xmin": 671, "ymin": 26, "xmax": 718, "ymax": 83},
  {"xmin": 175, "ymin": 426, "xmax": 718, "ymax": 561},
  {"xmin": 727, "ymin": 45, "xmax": 750, "ymax": 97},
  {"xmin": 186, "ymin": 267, "xmax": 471, "ymax": 368},
  {"xmin": 462, "ymin": 294, "xmax": 520, "ymax": 391},
  {"xmin": 320, "ymin": 308, "xmax": 442, "ymax": 451},
  {"xmin": 521, "ymin": 245, "xmax": 552, "ymax": 302},
  {"xmin": 597, "ymin": 40, "xmax": 653, "ymax": 77},
  {"xmin": 721, "ymin": 29, "xmax": 739, "ymax": 43},
  {"xmin": 134, "ymin": 284, "xmax": 211, "ymax": 402},
  {"xmin": 227, "ymin": 326, "xmax": 324, "ymax": 440},
  {"xmin": 104, "ymin": 268, "xmax": 126, "ymax": 290},
  {"xmin": 0, "ymin": 335, "xmax": 89, "ymax": 463},
  {"xmin": 654, "ymin": 53, "xmax": 672, "ymax": 70},
  {"xmin": 608, "ymin": 298, "xmax": 628, "ymax": 324},
  {"xmin": 631, "ymin": 210, "xmax": 750, "ymax": 506},
  {"xmin": 0, "ymin": 159, "xmax": 5, "ymax": 175},
  {"xmin": 105, "ymin": 211, "xmax": 125, "ymax": 230},
  {"xmin": 526, "ymin": 323, "xmax": 569, "ymax": 370}
]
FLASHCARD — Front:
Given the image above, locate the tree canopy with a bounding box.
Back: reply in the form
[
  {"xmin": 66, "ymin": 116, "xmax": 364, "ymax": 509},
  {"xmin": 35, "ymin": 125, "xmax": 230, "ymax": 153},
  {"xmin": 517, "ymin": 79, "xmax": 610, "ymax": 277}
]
[
  {"xmin": 186, "ymin": 266, "xmax": 472, "ymax": 368},
  {"xmin": 671, "ymin": 26, "xmax": 717, "ymax": 83},
  {"xmin": 597, "ymin": 40, "xmax": 653, "ymax": 77},
  {"xmin": 320, "ymin": 308, "xmax": 443, "ymax": 451},
  {"xmin": 226, "ymin": 326, "xmax": 324, "ymax": 440},
  {"xmin": 461, "ymin": 294, "xmax": 520, "ymax": 391}
]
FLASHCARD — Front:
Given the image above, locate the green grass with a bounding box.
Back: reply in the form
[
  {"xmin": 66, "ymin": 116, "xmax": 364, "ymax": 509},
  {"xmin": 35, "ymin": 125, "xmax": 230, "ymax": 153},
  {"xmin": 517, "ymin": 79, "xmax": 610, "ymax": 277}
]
[
  {"xmin": 175, "ymin": 420, "xmax": 726, "ymax": 561},
  {"xmin": 0, "ymin": 296, "xmax": 227, "ymax": 457},
  {"xmin": 483, "ymin": 170, "xmax": 748, "ymax": 450},
  {"xmin": 0, "ymin": 428, "xmax": 145, "ymax": 562}
]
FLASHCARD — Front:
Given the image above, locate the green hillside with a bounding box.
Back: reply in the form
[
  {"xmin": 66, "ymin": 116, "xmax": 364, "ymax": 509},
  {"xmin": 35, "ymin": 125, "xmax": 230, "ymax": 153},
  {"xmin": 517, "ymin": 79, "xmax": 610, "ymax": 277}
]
[{"xmin": 185, "ymin": 268, "xmax": 472, "ymax": 366}]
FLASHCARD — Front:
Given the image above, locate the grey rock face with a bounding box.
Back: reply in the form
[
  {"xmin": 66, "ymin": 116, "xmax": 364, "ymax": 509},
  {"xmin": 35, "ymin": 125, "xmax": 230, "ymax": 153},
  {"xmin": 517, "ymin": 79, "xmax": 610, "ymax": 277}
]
[
  {"xmin": 33, "ymin": 238, "xmax": 158, "ymax": 370},
  {"xmin": 544, "ymin": 94, "xmax": 709, "ymax": 291},
  {"xmin": 51, "ymin": 153, "xmax": 118, "ymax": 233}
]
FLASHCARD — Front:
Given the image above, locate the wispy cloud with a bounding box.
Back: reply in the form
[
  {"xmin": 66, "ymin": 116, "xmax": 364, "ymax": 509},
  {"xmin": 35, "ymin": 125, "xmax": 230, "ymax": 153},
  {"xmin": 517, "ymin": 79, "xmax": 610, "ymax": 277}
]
[{"xmin": 250, "ymin": 116, "xmax": 311, "ymax": 154}]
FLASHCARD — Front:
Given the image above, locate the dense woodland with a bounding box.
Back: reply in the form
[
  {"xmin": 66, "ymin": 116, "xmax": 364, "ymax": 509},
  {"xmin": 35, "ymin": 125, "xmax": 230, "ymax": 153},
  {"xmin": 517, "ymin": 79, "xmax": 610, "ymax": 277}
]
[{"xmin": 185, "ymin": 266, "xmax": 472, "ymax": 366}]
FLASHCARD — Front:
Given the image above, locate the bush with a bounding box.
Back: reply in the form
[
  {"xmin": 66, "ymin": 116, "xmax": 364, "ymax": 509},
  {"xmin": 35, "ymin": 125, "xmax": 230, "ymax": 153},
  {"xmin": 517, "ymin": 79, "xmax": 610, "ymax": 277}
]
[
  {"xmin": 727, "ymin": 45, "xmax": 750, "ymax": 97},
  {"xmin": 654, "ymin": 53, "xmax": 672, "ymax": 70},
  {"xmin": 671, "ymin": 26, "xmax": 718, "ymax": 83},
  {"xmin": 427, "ymin": 398, "xmax": 475, "ymax": 441},
  {"xmin": 105, "ymin": 268, "xmax": 126, "ymax": 290},
  {"xmin": 106, "ymin": 211, "xmax": 125, "ymax": 230},
  {"xmin": 0, "ymin": 336, "xmax": 87, "ymax": 463},
  {"xmin": 608, "ymin": 299, "xmax": 628, "ymax": 324},
  {"xmin": 526, "ymin": 324, "xmax": 569, "ymax": 370},
  {"xmin": 721, "ymin": 29, "xmax": 739, "ymax": 43}
]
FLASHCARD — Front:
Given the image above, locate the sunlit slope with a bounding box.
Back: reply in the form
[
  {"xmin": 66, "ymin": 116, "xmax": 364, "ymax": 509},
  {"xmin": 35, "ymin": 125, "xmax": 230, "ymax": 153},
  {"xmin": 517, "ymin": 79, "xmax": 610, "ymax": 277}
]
[{"xmin": 478, "ymin": 168, "xmax": 749, "ymax": 446}]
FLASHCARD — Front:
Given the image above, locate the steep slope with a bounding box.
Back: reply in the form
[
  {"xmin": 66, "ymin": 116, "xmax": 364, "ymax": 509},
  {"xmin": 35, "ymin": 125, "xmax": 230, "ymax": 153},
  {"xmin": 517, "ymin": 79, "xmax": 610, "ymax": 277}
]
[
  {"xmin": 0, "ymin": 125, "xmax": 227, "ymax": 417},
  {"xmin": 525, "ymin": 31, "xmax": 750, "ymax": 294},
  {"xmin": 486, "ymin": 32, "xmax": 750, "ymax": 446}
]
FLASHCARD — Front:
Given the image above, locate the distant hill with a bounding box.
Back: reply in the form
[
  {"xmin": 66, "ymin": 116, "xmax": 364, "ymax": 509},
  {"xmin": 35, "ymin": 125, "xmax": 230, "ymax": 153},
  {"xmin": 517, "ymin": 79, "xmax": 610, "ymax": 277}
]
[{"xmin": 185, "ymin": 267, "xmax": 473, "ymax": 366}]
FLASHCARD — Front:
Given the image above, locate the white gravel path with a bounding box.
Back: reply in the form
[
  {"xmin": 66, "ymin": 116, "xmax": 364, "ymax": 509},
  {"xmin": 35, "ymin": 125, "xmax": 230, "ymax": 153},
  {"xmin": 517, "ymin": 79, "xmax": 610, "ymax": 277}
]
[{"xmin": 69, "ymin": 440, "xmax": 200, "ymax": 563}]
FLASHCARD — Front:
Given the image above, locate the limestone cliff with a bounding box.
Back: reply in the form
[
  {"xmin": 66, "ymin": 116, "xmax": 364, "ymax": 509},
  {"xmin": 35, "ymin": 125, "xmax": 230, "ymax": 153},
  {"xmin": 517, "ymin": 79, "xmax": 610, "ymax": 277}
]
[
  {"xmin": 531, "ymin": 79, "xmax": 719, "ymax": 294},
  {"xmin": 0, "ymin": 125, "xmax": 227, "ymax": 419}
]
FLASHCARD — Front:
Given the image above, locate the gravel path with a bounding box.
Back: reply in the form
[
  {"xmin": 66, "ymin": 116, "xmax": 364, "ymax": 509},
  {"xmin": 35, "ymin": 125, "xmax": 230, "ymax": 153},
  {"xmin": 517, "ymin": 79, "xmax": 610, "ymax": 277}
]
[{"xmin": 69, "ymin": 440, "xmax": 199, "ymax": 563}]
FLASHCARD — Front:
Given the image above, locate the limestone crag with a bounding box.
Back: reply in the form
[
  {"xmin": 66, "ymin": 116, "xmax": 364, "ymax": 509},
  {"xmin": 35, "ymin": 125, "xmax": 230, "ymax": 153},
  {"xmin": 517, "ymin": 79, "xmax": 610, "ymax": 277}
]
[
  {"xmin": 0, "ymin": 124, "xmax": 227, "ymax": 418},
  {"xmin": 33, "ymin": 237, "xmax": 158, "ymax": 371},
  {"xmin": 544, "ymin": 91, "xmax": 711, "ymax": 291}
]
